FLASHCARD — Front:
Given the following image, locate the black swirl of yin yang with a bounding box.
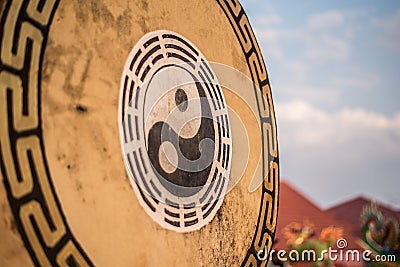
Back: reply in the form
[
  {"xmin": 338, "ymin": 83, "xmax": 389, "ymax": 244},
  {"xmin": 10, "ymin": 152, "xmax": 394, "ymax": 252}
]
[
  {"xmin": 119, "ymin": 30, "xmax": 232, "ymax": 232},
  {"xmin": 147, "ymin": 81, "xmax": 216, "ymax": 197}
]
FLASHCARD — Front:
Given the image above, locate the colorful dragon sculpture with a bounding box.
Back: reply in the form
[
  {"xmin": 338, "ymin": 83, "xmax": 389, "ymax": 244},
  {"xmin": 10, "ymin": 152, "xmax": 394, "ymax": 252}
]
[{"xmin": 359, "ymin": 203, "xmax": 400, "ymax": 267}]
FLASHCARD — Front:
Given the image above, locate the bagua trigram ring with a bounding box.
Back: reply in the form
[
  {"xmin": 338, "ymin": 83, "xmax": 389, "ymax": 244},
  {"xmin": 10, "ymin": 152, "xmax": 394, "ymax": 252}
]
[{"xmin": 118, "ymin": 30, "xmax": 232, "ymax": 232}]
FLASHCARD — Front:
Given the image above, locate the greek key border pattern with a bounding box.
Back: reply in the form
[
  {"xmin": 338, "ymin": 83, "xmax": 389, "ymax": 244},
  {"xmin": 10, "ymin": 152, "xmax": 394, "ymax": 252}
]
[
  {"xmin": 216, "ymin": 0, "xmax": 280, "ymax": 266},
  {"xmin": 0, "ymin": 0, "xmax": 93, "ymax": 266}
]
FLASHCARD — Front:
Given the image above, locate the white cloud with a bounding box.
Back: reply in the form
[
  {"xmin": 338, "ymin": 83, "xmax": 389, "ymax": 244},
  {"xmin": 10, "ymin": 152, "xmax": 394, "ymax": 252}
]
[
  {"xmin": 268, "ymin": 59, "xmax": 341, "ymax": 107},
  {"xmin": 276, "ymin": 100, "xmax": 400, "ymax": 208},
  {"xmin": 304, "ymin": 34, "xmax": 349, "ymax": 61},
  {"xmin": 274, "ymin": 82, "xmax": 341, "ymax": 107},
  {"xmin": 331, "ymin": 71, "xmax": 380, "ymax": 91},
  {"xmin": 253, "ymin": 13, "xmax": 283, "ymax": 26},
  {"xmin": 253, "ymin": 10, "xmax": 352, "ymax": 63},
  {"xmin": 301, "ymin": 12, "xmax": 350, "ymax": 61},
  {"xmin": 306, "ymin": 11, "xmax": 344, "ymax": 30},
  {"xmin": 277, "ymin": 101, "xmax": 400, "ymax": 155},
  {"xmin": 284, "ymin": 60, "xmax": 306, "ymax": 82}
]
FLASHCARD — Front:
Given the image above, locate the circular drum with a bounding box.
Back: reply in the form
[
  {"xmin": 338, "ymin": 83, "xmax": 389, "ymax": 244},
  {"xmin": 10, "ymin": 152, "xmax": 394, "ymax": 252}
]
[{"xmin": 0, "ymin": 1, "xmax": 279, "ymax": 266}]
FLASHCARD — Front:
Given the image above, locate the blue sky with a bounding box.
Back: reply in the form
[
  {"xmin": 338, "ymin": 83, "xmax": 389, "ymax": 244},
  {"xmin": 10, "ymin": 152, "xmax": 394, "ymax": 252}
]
[{"xmin": 241, "ymin": 1, "xmax": 400, "ymax": 209}]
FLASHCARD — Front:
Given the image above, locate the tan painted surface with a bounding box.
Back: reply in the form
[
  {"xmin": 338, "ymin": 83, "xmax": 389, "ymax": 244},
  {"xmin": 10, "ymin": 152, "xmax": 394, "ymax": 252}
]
[{"xmin": 0, "ymin": 1, "xmax": 276, "ymax": 266}]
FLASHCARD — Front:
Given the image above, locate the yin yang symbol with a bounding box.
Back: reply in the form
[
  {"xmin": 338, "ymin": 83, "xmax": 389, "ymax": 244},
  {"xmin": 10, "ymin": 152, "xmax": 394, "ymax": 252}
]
[{"xmin": 119, "ymin": 30, "xmax": 232, "ymax": 232}]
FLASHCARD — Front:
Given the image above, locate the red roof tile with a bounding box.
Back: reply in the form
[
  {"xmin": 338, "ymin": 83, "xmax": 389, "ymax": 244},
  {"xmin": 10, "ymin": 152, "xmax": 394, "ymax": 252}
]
[
  {"xmin": 327, "ymin": 196, "xmax": 400, "ymax": 232},
  {"xmin": 275, "ymin": 181, "xmax": 360, "ymax": 251}
]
